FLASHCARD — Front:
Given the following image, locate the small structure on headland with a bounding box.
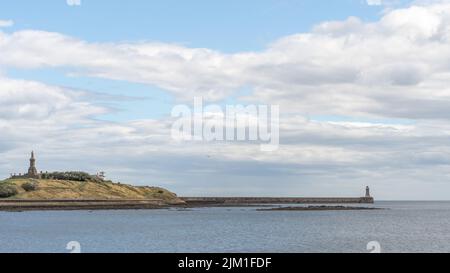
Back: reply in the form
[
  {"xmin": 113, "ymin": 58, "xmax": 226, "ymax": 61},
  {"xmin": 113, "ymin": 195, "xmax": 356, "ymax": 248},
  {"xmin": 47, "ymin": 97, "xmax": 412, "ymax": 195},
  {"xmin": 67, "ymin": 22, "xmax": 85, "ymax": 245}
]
[
  {"xmin": 96, "ymin": 171, "xmax": 106, "ymax": 180},
  {"xmin": 10, "ymin": 151, "xmax": 42, "ymax": 179}
]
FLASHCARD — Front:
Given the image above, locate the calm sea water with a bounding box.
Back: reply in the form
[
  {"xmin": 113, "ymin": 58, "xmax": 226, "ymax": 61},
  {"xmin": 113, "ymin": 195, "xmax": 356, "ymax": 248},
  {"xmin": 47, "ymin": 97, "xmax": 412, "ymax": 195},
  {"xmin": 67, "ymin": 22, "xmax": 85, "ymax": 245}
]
[{"xmin": 0, "ymin": 201, "xmax": 450, "ymax": 253}]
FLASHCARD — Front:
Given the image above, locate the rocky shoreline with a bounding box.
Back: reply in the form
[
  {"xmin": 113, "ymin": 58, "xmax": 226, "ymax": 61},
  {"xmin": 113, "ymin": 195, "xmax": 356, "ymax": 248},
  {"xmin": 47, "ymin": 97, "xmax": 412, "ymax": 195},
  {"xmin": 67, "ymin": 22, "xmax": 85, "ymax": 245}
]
[{"xmin": 0, "ymin": 199, "xmax": 177, "ymax": 212}]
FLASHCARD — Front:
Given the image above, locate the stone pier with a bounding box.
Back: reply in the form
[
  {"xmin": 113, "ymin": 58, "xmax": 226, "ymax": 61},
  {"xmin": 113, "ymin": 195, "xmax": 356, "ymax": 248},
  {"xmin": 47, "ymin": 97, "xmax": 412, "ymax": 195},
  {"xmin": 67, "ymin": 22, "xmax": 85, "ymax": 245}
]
[{"xmin": 180, "ymin": 196, "xmax": 374, "ymax": 205}]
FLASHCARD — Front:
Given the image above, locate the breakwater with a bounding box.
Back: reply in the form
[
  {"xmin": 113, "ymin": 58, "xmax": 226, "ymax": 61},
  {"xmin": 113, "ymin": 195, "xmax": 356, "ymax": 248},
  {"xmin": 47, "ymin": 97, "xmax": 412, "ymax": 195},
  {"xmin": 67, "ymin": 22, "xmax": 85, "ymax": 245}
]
[
  {"xmin": 180, "ymin": 197, "xmax": 374, "ymax": 205},
  {"xmin": 0, "ymin": 196, "xmax": 374, "ymax": 211}
]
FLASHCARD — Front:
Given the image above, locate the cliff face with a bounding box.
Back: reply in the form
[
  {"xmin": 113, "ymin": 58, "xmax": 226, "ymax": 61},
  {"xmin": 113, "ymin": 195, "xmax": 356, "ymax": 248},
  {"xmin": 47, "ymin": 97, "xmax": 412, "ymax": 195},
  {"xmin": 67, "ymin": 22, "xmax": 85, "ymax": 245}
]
[{"xmin": 0, "ymin": 178, "xmax": 184, "ymax": 205}]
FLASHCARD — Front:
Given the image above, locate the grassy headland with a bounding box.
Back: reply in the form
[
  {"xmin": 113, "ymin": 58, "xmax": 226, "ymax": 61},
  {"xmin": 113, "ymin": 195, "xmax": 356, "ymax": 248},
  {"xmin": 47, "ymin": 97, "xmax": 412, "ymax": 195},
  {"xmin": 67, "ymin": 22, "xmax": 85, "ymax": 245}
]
[{"xmin": 0, "ymin": 177, "xmax": 183, "ymax": 204}]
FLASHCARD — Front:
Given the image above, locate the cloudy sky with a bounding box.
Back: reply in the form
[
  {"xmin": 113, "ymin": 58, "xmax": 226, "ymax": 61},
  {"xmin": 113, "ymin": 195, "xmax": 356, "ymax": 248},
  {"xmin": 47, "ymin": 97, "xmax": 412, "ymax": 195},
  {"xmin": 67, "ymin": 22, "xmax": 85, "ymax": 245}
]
[{"xmin": 2, "ymin": 0, "xmax": 450, "ymax": 199}]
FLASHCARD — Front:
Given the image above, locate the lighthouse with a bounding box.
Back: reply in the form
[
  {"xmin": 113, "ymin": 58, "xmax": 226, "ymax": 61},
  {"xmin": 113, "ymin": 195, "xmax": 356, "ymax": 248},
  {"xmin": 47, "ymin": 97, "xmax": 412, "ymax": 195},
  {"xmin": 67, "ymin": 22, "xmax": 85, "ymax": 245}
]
[{"xmin": 365, "ymin": 186, "xmax": 371, "ymax": 198}]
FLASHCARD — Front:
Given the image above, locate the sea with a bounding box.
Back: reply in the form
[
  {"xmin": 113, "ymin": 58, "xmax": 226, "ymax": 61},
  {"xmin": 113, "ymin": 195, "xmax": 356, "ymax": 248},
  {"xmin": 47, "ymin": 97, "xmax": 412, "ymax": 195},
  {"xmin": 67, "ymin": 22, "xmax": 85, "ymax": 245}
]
[{"xmin": 0, "ymin": 201, "xmax": 449, "ymax": 253}]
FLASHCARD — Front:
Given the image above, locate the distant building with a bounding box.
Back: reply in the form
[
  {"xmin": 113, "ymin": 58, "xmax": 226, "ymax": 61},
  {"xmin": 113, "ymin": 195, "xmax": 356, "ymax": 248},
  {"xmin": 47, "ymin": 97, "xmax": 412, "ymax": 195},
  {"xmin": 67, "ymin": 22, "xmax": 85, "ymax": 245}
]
[{"xmin": 10, "ymin": 151, "xmax": 41, "ymax": 179}]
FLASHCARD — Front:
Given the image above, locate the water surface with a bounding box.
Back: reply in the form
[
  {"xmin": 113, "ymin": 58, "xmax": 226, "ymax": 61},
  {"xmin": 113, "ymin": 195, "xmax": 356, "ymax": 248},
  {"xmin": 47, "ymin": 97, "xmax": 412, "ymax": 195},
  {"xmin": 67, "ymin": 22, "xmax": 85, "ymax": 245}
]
[{"xmin": 0, "ymin": 201, "xmax": 449, "ymax": 253}]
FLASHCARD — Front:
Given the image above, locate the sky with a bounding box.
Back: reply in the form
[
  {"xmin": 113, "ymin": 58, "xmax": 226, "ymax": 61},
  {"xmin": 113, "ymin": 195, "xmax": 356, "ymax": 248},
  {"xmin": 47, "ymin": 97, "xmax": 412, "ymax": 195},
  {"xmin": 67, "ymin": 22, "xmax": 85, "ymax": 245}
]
[{"xmin": 2, "ymin": 0, "xmax": 450, "ymax": 199}]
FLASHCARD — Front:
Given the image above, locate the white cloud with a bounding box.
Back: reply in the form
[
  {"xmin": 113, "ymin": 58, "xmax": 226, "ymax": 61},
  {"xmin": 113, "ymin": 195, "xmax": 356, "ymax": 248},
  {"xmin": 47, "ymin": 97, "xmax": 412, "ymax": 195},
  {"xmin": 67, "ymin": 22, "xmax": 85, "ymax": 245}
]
[
  {"xmin": 0, "ymin": 77, "xmax": 107, "ymax": 122},
  {"xmin": 2, "ymin": 3, "xmax": 450, "ymax": 119},
  {"xmin": 0, "ymin": 20, "xmax": 13, "ymax": 28}
]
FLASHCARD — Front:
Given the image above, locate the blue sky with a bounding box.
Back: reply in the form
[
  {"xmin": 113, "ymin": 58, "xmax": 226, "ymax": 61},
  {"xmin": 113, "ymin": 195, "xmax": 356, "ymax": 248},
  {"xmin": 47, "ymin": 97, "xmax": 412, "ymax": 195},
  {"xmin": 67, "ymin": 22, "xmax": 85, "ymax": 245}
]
[{"xmin": 1, "ymin": 0, "xmax": 386, "ymax": 52}]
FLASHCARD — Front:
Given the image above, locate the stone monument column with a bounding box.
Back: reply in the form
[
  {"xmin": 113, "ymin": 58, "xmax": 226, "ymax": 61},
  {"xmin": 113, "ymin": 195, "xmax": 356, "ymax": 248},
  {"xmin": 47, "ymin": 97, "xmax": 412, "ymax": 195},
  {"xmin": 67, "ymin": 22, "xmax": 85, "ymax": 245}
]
[{"xmin": 27, "ymin": 151, "xmax": 39, "ymax": 178}]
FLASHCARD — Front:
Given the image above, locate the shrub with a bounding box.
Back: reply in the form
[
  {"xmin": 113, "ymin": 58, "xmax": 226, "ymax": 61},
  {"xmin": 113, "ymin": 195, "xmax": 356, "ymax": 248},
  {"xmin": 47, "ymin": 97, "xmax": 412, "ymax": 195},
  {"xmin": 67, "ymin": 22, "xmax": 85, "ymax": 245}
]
[
  {"xmin": 41, "ymin": 171, "xmax": 103, "ymax": 182},
  {"xmin": 22, "ymin": 181, "xmax": 39, "ymax": 192},
  {"xmin": 0, "ymin": 184, "xmax": 18, "ymax": 198}
]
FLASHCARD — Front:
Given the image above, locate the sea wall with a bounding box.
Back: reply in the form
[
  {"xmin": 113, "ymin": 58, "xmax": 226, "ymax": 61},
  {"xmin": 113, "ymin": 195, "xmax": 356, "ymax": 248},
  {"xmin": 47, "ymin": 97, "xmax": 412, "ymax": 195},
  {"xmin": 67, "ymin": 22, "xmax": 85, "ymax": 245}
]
[{"xmin": 181, "ymin": 197, "xmax": 374, "ymax": 205}]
